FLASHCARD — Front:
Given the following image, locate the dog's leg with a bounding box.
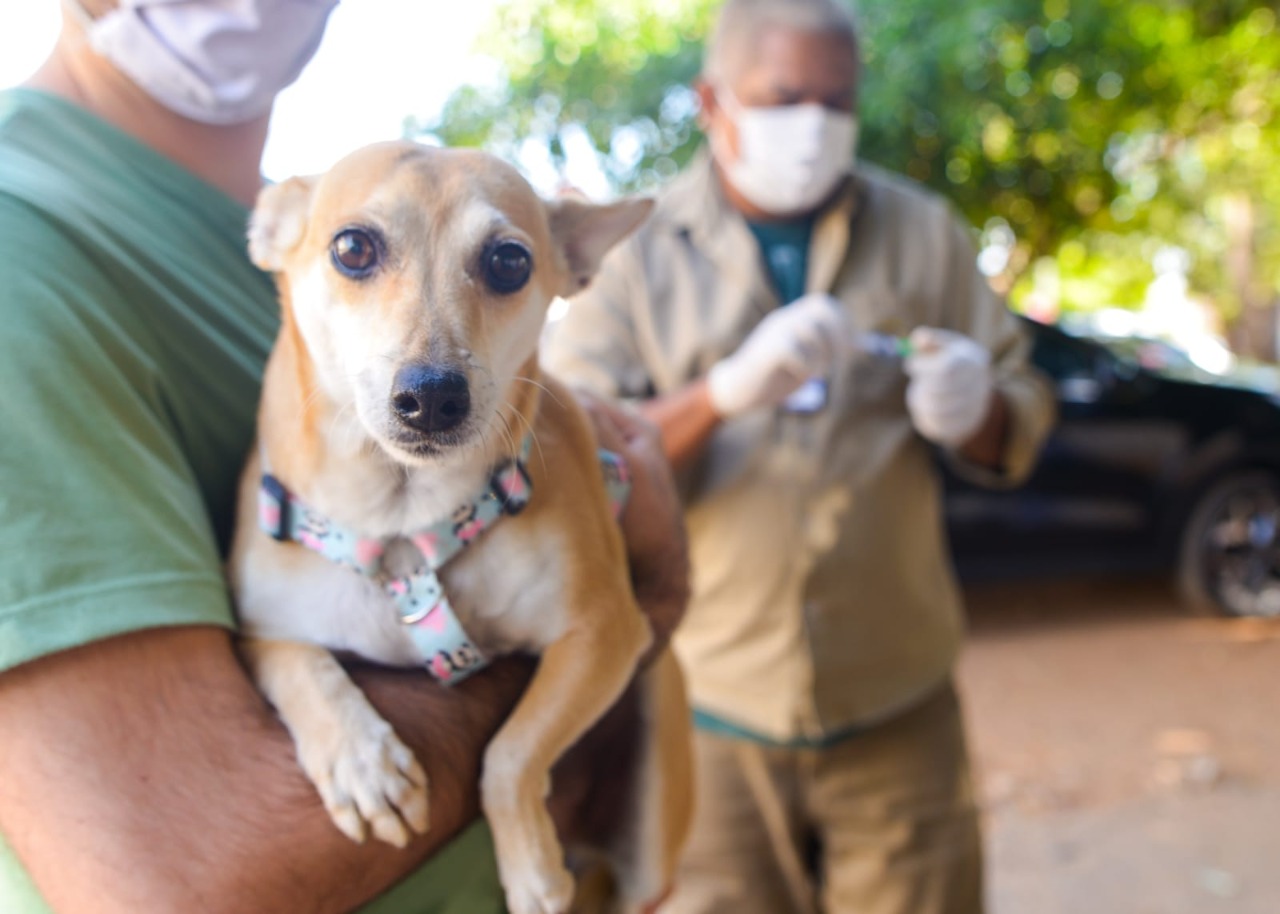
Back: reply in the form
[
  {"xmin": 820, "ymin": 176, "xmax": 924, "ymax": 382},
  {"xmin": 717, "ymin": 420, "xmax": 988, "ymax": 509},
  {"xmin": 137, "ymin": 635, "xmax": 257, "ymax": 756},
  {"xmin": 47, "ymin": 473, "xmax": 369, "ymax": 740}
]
[
  {"xmin": 240, "ymin": 637, "xmax": 429, "ymax": 847},
  {"xmin": 483, "ymin": 616, "xmax": 649, "ymax": 914},
  {"xmin": 607, "ymin": 650, "xmax": 693, "ymax": 914}
]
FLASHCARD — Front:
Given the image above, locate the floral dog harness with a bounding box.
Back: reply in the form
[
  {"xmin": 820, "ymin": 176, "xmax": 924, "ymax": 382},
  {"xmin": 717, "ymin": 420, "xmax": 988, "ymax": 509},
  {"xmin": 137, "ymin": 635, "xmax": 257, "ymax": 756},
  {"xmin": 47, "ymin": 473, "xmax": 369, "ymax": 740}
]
[{"xmin": 258, "ymin": 435, "xmax": 631, "ymax": 686}]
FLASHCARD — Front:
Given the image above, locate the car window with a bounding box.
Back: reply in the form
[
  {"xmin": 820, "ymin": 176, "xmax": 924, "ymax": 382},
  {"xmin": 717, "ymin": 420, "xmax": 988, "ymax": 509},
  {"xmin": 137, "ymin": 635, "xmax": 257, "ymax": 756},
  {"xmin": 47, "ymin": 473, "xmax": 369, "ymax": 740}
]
[{"xmin": 1031, "ymin": 327, "xmax": 1105, "ymax": 382}]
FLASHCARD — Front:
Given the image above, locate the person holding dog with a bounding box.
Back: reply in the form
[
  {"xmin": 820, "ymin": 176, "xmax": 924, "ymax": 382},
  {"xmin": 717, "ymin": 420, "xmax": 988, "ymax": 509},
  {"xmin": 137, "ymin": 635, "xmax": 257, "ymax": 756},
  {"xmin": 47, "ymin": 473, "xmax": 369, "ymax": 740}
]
[
  {"xmin": 0, "ymin": 1, "xmax": 689, "ymax": 912},
  {"xmin": 544, "ymin": 0, "xmax": 1056, "ymax": 911}
]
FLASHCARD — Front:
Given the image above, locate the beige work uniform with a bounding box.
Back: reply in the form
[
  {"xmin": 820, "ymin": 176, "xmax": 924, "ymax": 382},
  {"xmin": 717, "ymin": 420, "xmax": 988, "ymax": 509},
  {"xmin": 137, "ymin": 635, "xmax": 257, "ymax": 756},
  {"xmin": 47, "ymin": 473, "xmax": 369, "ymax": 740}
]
[{"xmin": 544, "ymin": 153, "xmax": 1054, "ymax": 914}]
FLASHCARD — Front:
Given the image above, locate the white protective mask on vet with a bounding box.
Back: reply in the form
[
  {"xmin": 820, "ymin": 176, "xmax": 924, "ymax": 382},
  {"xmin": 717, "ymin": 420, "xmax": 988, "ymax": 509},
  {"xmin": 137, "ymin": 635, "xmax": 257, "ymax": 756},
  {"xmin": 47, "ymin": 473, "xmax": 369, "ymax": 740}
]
[
  {"xmin": 713, "ymin": 88, "xmax": 859, "ymax": 216},
  {"xmin": 64, "ymin": 0, "xmax": 338, "ymax": 125}
]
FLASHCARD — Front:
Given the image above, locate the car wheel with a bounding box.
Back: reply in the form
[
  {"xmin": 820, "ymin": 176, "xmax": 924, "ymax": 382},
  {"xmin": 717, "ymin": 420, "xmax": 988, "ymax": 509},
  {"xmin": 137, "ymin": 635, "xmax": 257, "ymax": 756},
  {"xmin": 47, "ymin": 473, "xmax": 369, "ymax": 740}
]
[{"xmin": 1178, "ymin": 471, "xmax": 1280, "ymax": 617}]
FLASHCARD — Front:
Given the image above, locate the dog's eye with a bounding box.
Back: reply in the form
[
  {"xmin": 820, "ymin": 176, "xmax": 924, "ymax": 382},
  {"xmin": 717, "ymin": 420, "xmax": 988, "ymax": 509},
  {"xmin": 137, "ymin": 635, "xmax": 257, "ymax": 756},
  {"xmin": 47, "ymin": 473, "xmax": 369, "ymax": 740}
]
[
  {"xmin": 483, "ymin": 241, "xmax": 532, "ymax": 294},
  {"xmin": 331, "ymin": 229, "xmax": 379, "ymax": 278}
]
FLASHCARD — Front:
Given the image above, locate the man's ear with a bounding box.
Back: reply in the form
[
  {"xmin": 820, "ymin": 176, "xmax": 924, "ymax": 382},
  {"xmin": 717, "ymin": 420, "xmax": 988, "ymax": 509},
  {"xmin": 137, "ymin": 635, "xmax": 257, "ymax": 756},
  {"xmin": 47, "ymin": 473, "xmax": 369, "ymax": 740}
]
[
  {"xmin": 247, "ymin": 175, "xmax": 318, "ymax": 272},
  {"xmin": 547, "ymin": 197, "xmax": 655, "ymax": 295}
]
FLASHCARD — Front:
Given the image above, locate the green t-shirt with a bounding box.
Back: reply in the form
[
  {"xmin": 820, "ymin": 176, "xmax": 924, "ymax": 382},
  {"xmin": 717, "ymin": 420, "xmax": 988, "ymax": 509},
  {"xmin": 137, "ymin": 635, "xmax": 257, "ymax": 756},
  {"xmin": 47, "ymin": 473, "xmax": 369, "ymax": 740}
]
[
  {"xmin": 747, "ymin": 217, "xmax": 814, "ymax": 305},
  {"xmin": 0, "ymin": 87, "xmax": 503, "ymax": 914}
]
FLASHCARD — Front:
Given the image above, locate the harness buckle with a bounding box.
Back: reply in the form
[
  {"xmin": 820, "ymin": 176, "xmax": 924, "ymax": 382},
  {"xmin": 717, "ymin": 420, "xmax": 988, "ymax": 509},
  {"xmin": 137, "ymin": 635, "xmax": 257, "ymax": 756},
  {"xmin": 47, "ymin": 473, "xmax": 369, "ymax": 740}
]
[
  {"xmin": 258, "ymin": 474, "xmax": 292, "ymax": 542},
  {"xmin": 491, "ymin": 460, "xmax": 532, "ymax": 515}
]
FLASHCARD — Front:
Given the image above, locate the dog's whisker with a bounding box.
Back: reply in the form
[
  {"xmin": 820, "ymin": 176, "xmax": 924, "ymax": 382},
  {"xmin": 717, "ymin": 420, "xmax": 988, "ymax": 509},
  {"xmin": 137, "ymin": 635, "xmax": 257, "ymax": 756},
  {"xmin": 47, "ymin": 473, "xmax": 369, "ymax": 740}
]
[
  {"xmin": 473, "ymin": 409, "xmax": 514, "ymax": 466},
  {"xmin": 488, "ymin": 409, "xmax": 519, "ymax": 459},
  {"xmin": 475, "ymin": 414, "xmax": 497, "ymax": 460},
  {"xmin": 296, "ymin": 371, "xmax": 363, "ymax": 430},
  {"xmin": 502, "ymin": 402, "xmax": 548, "ymax": 475},
  {"xmin": 324, "ymin": 396, "xmax": 359, "ymax": 441},
  {"xmin": 297, "ymin": 382, "xmax": 328, "ymax": 419},
  {"xmin": 513, "ymin": 375, "xmax": 566, "ymax": 410},
  {"xmin": 500, "ymin": 413, "xmax": 521, "ymax": 459},
  {"xmin": 509, "ymin": 377, "xmax": 562, "ymax": 471}
]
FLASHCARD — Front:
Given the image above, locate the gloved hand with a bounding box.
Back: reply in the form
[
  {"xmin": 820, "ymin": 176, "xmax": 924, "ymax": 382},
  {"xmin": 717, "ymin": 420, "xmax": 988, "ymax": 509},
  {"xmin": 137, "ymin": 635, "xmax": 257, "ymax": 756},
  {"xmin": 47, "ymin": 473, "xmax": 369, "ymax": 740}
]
[
  {"xmin": 904, "ymin": 327, "xmax": 994, "ymax": 447},
  {"xmin": 706, "ymin": 294, "xmax": 847, "ymax": 418}
]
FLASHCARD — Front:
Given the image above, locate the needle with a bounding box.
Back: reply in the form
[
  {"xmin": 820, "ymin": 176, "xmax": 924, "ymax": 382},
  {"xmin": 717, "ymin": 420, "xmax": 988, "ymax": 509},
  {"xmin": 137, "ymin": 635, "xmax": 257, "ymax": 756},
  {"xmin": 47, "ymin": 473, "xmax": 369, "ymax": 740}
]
[{"xmin": 852, "ymin": 331, "xmax": 914, "ymax": 359}]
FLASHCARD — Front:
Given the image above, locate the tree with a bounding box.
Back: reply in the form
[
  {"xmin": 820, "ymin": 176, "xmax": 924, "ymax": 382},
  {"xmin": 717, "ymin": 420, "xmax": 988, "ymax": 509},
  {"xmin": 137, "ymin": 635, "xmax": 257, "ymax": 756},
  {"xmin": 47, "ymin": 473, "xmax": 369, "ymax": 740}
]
[
  {"xmin": 421, "ymin": 0, "xmax": 1280, "ymax": 358},
  {"xmin": 420, "ymin": 0, "xmax": 719, "ymax": 192}
]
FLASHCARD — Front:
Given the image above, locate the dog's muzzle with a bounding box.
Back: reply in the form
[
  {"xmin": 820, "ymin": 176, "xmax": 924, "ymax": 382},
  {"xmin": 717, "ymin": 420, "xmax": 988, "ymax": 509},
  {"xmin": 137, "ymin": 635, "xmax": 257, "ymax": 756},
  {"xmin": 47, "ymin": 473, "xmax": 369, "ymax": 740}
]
[{"xmin": 391, "ymin": 364, "xmax": 471, "ymax": 434}]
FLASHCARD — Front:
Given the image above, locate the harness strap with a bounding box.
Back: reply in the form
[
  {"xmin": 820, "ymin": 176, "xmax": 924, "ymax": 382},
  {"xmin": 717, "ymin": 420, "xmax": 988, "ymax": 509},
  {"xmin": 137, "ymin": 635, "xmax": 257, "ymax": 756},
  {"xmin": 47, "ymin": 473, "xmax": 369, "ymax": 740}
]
[{"xmin": 257, "ymin": 436, "xmax": 630, "ymax": 687}]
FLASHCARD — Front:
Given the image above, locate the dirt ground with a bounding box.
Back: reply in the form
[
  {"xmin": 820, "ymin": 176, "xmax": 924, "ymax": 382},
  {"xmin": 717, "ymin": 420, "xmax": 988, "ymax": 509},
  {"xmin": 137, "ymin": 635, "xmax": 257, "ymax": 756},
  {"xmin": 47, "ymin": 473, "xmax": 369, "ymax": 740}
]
[{"xmin": 957, "ymin": 575, "xmax": 1280, "ymax": 914}]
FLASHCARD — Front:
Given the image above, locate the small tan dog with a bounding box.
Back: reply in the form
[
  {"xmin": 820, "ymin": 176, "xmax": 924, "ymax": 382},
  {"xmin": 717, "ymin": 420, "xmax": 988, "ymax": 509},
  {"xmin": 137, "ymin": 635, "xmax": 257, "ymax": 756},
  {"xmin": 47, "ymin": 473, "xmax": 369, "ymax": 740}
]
[{"xmin": 227, "ymin": 141, "xmax": 691, "ymax": 914}]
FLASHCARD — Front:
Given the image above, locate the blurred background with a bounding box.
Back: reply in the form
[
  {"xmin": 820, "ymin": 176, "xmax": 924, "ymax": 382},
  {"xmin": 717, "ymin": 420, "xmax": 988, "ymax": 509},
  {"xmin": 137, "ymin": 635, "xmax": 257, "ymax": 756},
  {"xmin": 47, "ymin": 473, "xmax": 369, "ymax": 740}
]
[
  {"xmin": 6, "ymin": 1, "xmax": 1280, "ymax": 910},
  {"xmin": 423, "ymin": 0, "xmax": 1280, "ymax": 367}
]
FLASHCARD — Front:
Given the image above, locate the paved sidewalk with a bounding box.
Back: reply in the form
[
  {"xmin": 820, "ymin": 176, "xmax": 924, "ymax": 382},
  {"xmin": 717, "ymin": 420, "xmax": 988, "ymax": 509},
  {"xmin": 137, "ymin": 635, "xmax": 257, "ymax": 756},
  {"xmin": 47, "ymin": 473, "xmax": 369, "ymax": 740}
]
[{"xmin": 957, "ymin": 577, "xmax": 1280, "ymax": 914}]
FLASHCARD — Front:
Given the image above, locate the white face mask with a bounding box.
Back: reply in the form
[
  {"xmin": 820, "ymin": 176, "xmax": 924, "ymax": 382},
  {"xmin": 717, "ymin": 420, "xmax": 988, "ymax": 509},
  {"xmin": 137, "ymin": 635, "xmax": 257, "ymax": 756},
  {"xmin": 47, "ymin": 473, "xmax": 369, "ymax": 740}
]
[
  {"xmin": 712, "ymin": 88, "xmax": 859, "ymax": 216},
  {"xmin": 65, "ymin": 0, "xmax": 338, "ymax": 125}
]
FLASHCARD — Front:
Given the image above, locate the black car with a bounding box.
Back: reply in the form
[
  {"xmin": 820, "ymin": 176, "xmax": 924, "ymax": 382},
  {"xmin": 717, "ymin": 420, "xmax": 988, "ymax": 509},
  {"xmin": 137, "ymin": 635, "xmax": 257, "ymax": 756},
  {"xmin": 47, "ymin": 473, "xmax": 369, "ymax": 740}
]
[{"xmin": 945, "ymin": 318, "xmax": 1280, "ymax": 618}]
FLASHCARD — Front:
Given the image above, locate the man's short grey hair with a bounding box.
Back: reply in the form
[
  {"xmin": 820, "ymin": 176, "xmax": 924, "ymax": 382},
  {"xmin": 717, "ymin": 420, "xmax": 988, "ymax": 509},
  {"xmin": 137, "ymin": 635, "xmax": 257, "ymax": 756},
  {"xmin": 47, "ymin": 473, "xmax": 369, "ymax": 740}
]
[{"xmin": 703, "ymin": 0, "xmax": 858, "ymax": 84}]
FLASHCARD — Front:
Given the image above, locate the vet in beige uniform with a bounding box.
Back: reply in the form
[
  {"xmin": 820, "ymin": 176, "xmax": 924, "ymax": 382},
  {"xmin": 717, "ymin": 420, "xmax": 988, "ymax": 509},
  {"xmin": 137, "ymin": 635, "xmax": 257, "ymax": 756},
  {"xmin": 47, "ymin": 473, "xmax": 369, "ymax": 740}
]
[{"xmin": 544, "ymin": 1, "xmax": 1055, "ymax": 911}]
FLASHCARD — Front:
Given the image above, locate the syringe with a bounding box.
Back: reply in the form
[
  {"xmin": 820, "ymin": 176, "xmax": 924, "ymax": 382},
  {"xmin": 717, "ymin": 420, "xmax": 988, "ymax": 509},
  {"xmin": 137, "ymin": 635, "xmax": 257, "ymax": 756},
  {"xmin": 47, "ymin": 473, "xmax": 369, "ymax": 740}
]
[
  {"xmin": 784, "ymin": 332, "xmax": 915, "ymax": 413},
  {"xmin": 852, "ymin": 331, "xmax": 914, "ymax": 359}
]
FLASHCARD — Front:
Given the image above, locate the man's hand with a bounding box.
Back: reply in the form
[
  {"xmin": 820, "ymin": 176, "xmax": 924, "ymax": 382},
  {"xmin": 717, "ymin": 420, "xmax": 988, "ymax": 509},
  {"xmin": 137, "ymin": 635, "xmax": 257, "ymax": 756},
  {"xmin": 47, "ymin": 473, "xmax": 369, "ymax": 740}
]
[
  {"xmin": 706, "ymin": 293, "xmax": 847, "ymax": 418},
  {"xmin": 904, "ymin": 327, "xmax": 995, "ymax": 449},
  {"xmin": 576, "ymin": 391, "xmax": 690, "ymax": 663}
]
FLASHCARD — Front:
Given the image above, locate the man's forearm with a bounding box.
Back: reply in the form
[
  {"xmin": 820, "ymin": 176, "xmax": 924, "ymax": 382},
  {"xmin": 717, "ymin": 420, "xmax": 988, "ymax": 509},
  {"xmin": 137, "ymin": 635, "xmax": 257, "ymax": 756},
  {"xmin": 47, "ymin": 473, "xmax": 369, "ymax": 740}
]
[
  {"xmin": 640, "ymin": 378, "xmax": 722, "ymax": 472},
  {"xmin": 0, "ymin": 405, "xmax": 689, "ymax": 914},
  {"xmin": 956, "ymin": 389, "xmax": 1010, "ymax": 470},
  {"xmin": 0, "ymin": 626, "xmax": 532, "ymax": 914}
]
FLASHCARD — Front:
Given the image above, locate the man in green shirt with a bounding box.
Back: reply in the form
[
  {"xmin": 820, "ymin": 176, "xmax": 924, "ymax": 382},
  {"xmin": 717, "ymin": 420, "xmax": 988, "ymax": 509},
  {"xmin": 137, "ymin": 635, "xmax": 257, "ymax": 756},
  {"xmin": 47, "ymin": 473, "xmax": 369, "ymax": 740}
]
[{"xmin": 0, "ymin": 2, "xmax": 688, "ymax": 912}]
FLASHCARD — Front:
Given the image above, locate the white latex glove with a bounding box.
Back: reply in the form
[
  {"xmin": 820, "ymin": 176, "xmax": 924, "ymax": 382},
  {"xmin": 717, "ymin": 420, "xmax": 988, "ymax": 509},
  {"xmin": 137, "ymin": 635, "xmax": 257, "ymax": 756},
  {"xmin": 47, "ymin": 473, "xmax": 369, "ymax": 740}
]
[
  {"xmin": 904, "ymin": 327, "xmax": 995, "ymax": 447},
  {"xmin": 707, "ymin": 294, "xmax": 847, "ymax": 418}
]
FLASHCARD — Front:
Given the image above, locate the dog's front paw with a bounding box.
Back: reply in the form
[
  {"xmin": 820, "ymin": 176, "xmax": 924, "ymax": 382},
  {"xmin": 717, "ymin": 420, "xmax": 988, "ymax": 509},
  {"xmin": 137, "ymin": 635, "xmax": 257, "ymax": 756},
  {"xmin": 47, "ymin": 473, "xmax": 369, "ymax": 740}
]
[
  {"xmin": 501, "ymin": 858, "xmax": 575, "ymax": 914},
  {"xmin": 299, "ymin": 713, "xmax": 429, "ymax": 848}
]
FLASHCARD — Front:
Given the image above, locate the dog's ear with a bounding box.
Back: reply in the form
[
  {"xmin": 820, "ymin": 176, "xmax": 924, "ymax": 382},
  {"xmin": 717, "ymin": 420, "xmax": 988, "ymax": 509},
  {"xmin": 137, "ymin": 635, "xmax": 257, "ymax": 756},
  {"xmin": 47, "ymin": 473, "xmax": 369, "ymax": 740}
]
[
  {"xmin": 248, "ymin": 175, "xmax": 319, "ymax": 272},
  {"xmin": 547, "ymin": 197, "xmax": 655, "ymax": 295}
]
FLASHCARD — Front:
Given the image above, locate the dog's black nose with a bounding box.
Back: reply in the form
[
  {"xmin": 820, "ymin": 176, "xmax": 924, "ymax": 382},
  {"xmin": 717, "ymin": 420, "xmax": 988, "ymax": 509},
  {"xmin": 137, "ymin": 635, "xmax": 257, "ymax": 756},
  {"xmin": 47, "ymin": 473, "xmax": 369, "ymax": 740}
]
[{"xmin": 391, "ymin": 365, "xmax": 471, "ymax": 434}]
